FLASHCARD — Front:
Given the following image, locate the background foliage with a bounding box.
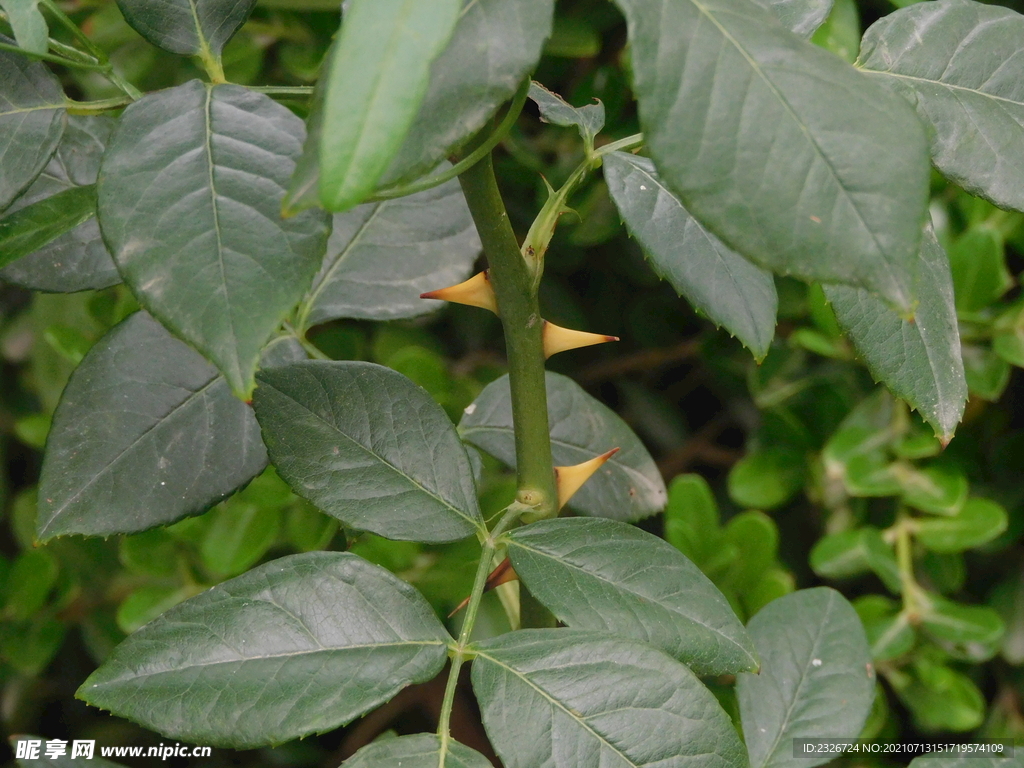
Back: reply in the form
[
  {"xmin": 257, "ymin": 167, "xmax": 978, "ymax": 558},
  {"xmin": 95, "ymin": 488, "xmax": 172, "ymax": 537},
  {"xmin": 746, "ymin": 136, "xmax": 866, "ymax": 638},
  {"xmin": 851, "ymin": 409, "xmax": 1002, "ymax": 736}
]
[{"xmin": 2, "ymin": 0, "xmax": 1024, "ymax": 764}]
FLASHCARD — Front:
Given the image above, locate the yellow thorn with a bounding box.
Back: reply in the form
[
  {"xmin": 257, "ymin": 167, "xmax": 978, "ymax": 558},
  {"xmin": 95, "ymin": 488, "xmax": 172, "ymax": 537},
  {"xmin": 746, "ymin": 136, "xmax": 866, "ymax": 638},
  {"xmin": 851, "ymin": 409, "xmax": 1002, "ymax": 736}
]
[
  {"xmin": 448, "ymin": 557, "xmax": 518, "ymax": 617},
  {"xmin": 555, "ymin": 448, "xmax": 620, "ymax": 509},
  {"xmin": 420, "ymin": 271, "xmax": 497, "ymax": 314},
  {"xmin": 542, "ymin": 321, "xmax": 618, "ymax": 359}
]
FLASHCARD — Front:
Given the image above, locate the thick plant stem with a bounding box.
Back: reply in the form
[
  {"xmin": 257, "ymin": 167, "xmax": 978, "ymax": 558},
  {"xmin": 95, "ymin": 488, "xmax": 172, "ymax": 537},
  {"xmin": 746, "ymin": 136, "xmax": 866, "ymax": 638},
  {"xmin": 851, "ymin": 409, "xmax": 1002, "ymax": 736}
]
[{"xmin": 458, "ymin": 154, "xmax": 558, "ymax": 520}]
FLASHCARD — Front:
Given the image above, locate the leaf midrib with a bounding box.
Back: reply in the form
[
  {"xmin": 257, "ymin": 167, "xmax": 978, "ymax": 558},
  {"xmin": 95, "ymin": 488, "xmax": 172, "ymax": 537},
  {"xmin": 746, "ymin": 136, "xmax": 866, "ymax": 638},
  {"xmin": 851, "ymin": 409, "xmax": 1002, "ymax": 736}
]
[
  {"xmin": 508, "ymin": 537, "xmax": 756, "ymax": 667},
  {"xmin": 859, "ymin": 68, "xmax": 1024, "ymax": 110}
]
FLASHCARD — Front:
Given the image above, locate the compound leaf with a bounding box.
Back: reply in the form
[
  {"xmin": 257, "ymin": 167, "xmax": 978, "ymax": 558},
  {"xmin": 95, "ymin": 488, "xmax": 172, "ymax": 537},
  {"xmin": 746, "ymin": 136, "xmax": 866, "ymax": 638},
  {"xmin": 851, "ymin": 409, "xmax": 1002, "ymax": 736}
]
[
  {"xmin": 460, "ymin": 372, "xmax": 666, "ymax": 521},
  {"xmin": 115, "ymin": 0, "xmax": 256, "ymax": 56},
  {"xmin": 738, "ymin": 588, "xmax": 875, "ymax": 768},
  {"xmin": 858, "ymin": 0, "xmax": 1024, "ymax": 213},
  {"xmin": 299, "ymin": 177, "xmax": 480, "ymax": 328},
  {"xmin": 97, "ymin": 81, "xmax": 330, "ymax": 397},
  {"xmin": 37, "ymin": 312, "xmax": 269, "ymax": 540},
  {"xmin": 254, "ymin": 360, "xmax": 482, "ymax": 543},
  {"xmin": 824, "ymin": 227, "xmax": 966, "ymax": 442},
  {"xmin": 0, "ymin": 43, "xmax": 65, "ymax": 212},
  {"xmin": 507, "ymin": 517, "xmax": 757, "ymax": 675},
  {"xmin": 319, "ymin": 0, "xmax": 463, "ymax": 210},
  {"xmin": 604, "ymin": 151, "xmax": 777, "ymax": 360},
  {"xmin": 342, "ymin": 734, "xmax": 492, "ymax": 768},
  {"xmin": 78, "ymin": 552, "xmax": 451, "ymax": 747},
  {"xmin": 614, "ymin": 0, "xmax": 930, "ymax": 312},
  {"xmin": 472, "ymin": 629, "xmax": 747, "ymax": 768}
]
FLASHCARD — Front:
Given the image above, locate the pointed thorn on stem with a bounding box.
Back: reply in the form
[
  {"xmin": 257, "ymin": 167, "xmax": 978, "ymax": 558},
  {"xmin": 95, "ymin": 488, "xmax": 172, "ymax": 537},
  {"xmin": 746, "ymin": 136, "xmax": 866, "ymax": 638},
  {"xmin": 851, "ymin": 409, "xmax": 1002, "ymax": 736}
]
[
  {"xmin": 555, "ymin": 448, "xmax": 620, "ymax": 509},
  {"xmin": 420, "ymin": 271, "xmax": 498, "ymax": 314},
  {"xmin": 448, "ymin": 557, "xmax": 518, "ymax": 618},
  {"xmin": 542, "ymin": 321, "xmax": 618, "ymax": 359}
]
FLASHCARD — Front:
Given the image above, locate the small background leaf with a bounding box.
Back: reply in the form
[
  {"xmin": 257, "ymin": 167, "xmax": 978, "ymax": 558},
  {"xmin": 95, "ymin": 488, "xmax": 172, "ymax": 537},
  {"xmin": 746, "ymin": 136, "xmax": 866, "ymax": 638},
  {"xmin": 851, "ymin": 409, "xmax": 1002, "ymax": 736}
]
[
  {"xmin": 115, "ymin": 0, "xmax": 256, "ymax": 55},
  {"xmin": 0, "ymin": 0, "xmax": 48, "ymax": 54}
]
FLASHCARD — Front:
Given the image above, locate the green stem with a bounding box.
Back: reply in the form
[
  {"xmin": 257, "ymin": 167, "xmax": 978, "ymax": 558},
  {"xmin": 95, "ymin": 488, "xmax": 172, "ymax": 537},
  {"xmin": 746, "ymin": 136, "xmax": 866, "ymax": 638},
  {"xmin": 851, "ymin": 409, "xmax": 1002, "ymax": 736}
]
[
  {"xmin": 895, "ymin": 516, "xmax": 927, "ymax": 619},
  {"xmin": 0, "ymin": 40, "xmax": 107, "ymax": 69},
  {"xmin": 458, "ymin": 153, "xmax": 558, "ymax": 520},
  {"xmin": 39, "ymin": 0, "xmax": 108, "ymax": 62},
  {"xmin": 595, "ymin": 132, "xmax": 644, "ymax": 158},
  {"xmin": 248, "ymin": 85, "xmax": 315, "ymax": 97},
  {"xmin": 65, "ymin": 95, "xmax": 134, "ymax": 113},
  {"xmin": 369, "ymin": 79, "xmax": 530, "ymax": 204},
  {"xmin": 437, "ymin": 504, "xmax": 522, "ymax": 758}
]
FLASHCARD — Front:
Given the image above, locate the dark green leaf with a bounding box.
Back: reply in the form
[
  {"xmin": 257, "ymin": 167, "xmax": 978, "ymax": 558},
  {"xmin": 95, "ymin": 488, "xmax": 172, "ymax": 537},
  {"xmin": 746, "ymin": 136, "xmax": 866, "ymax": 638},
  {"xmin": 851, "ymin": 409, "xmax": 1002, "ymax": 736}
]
[
  {"xmin": 528, "ymin": 81, "xmax": 604, "ymax": 152},
  {"xmin": 507, "ymin": 517, "xmax": 757, "ymax": 675},
  {"xmin": 755, "ymin": 0, "xmax": 833, "ymax": 37},
  {"xmin": 0, "ymin": 0, "xmax": 48, "ymax": 54},
  {"xmin": 0, "ymin": 186, "xmax": 96, "ymax": 267},
  {"xmin": 721, "ymin": 511, "xmax": 779, "ymax": 595},
  {"xmin": 0, "ymin": 116, "xmax": 119, "ymax": 292},
  {"xmin": 603, "ymin": 151, "xmax": 777, "ymax": 360},
  {"xmin": 916, "ymin": 497, "xmax": 1008, "ymax": 553},
  {"xmin": 37, "ymin": 312, "xmax": 268, "ymax": 540},
  {"xmin": 319, "ymin": 0, "xmax": 463, "ymax": 210},
  {"xmin": 824, "ymin": 228, "xmax": 966, "ymax": 442},
  {"xmin": 298, "ymin": 177, "xmax": 480, "ymax": 328},
  {"xmin": 0, "ymin": 43, "xmax": 65, "ymax": 212},
  {"xmin": 378, "ymin": 0, "xmax": 555, "ymax": 188},
  {"xmin": 98, "ymin": 81, "xmax": 330, "ymax": 397},
  {"xmin": 341, "ymin": 734, "xmax": 492, "ymax": 768},
  {"xmin": 889, "ymin": 657, "xmax": 985, "ymax": 732},
  {"xmin": 254, "ymin": 360, "xmax": 482, "ymax": 543},
  {"xmin": 738, "ymin": 588, "xmax": 875, "ymax": 768},
  {"xmin": 858, "ymin": 0, "xmax": 1024, "ymax": 212},
  {"xmin": 199, "ymin": 472, "xmax": 285, "ymax": 577},
  {"xmin": 459, "ymin": 372, "xmax": 666, "ymax": 521},
  {"xmin": 115, "ymin": 0, "xmax": 256, "ymax": 55},
  {"xmin": 615, "ymin": 0, "xmax": 930, "ymax": 311},
  {"xmin": 472, "ymin": 629, "xmax": 747, "ymax": 768},
  {"xmin": 964, "ymin": 343, "xmax": 1011, "ymax": 401},
  {"xmin": 79, "ymin": 552, "xmax": 451, "ymax": 747},
  {"xmin": 663, "ymin": 473, "xmax": 723, "ymax": 566}
]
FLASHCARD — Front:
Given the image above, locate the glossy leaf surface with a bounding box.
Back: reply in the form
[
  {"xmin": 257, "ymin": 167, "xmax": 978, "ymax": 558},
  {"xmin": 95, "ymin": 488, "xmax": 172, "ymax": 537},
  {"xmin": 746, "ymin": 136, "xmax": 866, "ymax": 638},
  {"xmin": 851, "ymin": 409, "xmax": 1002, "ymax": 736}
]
[
  {"xmin": 756, "ymin": 0, "xmax": 833, "ymax": 37},
  {"xmin": 738, "ymin": 588, "xmax": 875, "ymax": 768},
  {"xmin": 342, "ymin": 734, "xmax": 492, "ymax": 768},
  {"xmin": 825, "ymin": 228, "xmax": 966, "ymax": 442},
  {"xmin": 299, "ymin": 177, "xmax": 480, "ymax": 328},
  {"xmin": 507, "ymin": 517, "xmax": 757, "ymax": 675},
  {"xmin": 0, "ymin": 115, "xmax": 119, "ymax": 292},
  {"xmin": 859, "ymin": 0, "xmax": 1024, "ymax": 212},
  {"xmin": 379, "ymin": 0, "xmax": 555, "ymax": 187},
  {"xmin": 115, "ymin": 0, "xmax": 256, "ymax": 55},
  {"xmin": 37, "ymin": 312, "xmax": 268, "ymax": 540},
  {"xmin": 460, "ymin": 372, "xmax": 666, "ymax": 521},
  {"xmin": 79, "ymin": 552, "xmax": 451, "ymax": 747},
  {"xmin": 98, "ymin": 81, "xmax": 330, "ymax": 397},
  {"xmin": 254, "ymin": 360, "xmax": 482, "ymax": 542},
  {"xmin": 614, "ymin": 0, "xmax": 930, "ymax": 311},
  {"xmin": 604, "ymin": 151, "xmax": 776, "ymax": 359},
  {"xmin": 472, "ymin": 629, "xmax": 747, "ymax": 768},
  {"xmin": 319, "ymin": 0, "xmax": 463, "ymax": 210},
  {"xmin": 0, "ymin": 45, "xmax": 65, "ymax": 212}
]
